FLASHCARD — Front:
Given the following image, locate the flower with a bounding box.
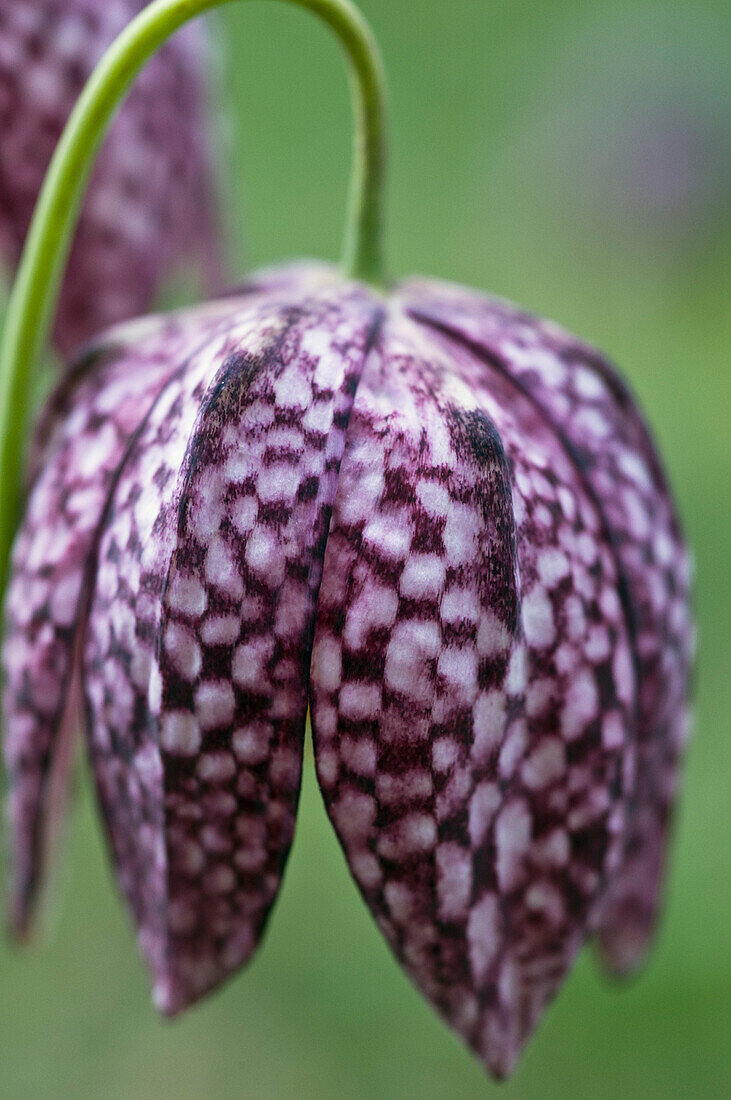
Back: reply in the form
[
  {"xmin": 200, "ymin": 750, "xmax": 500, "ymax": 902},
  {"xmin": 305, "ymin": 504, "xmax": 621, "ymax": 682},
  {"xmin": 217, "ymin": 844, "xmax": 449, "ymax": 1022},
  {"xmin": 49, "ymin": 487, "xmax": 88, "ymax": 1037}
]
[
  {"xmin": 2, "ymin": 261, "xmax": 694, "ymax": 1079},
  {"xmin": 0, "ymin": 0, "xmax": 221, "ymax": 357}
]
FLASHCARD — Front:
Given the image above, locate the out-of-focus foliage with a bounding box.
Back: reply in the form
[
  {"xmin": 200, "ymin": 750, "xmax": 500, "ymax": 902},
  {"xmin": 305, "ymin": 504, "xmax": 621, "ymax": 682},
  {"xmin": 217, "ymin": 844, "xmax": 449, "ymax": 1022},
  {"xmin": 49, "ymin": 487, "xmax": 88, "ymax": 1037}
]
[{"xmin": 0, "ymin": 1, "xmax": 728, "ymax": 1096}]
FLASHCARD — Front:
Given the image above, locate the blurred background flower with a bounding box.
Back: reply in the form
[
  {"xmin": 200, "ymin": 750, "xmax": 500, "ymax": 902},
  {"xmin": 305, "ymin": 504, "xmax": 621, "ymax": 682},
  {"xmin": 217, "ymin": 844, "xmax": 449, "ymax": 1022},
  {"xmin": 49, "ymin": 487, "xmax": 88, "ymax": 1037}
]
[
  {"xmin": 0, "ymin": 0, "xmax": 223, "ymax": 358},
  {"xmin": 0, "ymin": 1, "xmax": 728, "ymax": 1097}
]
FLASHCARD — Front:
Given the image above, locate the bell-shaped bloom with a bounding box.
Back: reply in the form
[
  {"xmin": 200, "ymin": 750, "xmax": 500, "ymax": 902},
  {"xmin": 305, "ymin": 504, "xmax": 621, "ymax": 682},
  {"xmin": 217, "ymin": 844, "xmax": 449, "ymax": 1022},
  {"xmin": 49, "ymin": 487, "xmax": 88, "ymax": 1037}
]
[
  {"xmin": 2, "ymin": 263, "xmax": 694, "ymax": 1078},
  {"xmin": 0, "ymin": 0, "xmax": 220, "ymax": 356}
]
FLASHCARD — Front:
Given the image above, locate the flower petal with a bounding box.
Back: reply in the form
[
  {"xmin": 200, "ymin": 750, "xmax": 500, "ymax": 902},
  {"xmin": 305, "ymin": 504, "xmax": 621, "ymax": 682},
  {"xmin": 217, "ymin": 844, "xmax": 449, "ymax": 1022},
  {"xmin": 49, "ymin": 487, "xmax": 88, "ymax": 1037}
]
[
  {"xmin": 400, "ymin": 280, "xmax": 694, "ymax": 975},
  {"xmin": 83, "ymin": 286, "xmax": 381, "ymax": 1013},
  {"xmin": 0, "ymin": 0, "xmax": 220, "ymax": 355},
  {"xmin": 1, "ymin": 310, "xmax": 224, "ymax": 936},
  {"xmin": 310, "ymin": 309, "xmax": 636, "ymax": 1077}
]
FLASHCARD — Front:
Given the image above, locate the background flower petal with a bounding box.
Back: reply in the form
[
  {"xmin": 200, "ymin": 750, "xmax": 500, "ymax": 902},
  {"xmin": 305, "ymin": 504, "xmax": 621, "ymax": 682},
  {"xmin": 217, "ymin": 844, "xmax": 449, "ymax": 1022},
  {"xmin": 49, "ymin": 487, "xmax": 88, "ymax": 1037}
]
[{"xmin": 0, "ymin": 0, "xmax": 221, "ymax": 356}]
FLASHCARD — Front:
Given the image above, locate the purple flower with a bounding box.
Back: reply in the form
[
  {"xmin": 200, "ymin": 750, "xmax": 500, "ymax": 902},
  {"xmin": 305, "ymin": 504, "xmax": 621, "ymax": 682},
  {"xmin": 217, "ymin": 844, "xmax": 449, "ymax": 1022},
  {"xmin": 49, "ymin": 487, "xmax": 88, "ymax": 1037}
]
[
  {"xmin": 2, "ymin": 263, "xmax": 693, "ymax": 1078},
  {"xmin": 0, "ymin": 0, "xmax": 221, "ymax": 357}
]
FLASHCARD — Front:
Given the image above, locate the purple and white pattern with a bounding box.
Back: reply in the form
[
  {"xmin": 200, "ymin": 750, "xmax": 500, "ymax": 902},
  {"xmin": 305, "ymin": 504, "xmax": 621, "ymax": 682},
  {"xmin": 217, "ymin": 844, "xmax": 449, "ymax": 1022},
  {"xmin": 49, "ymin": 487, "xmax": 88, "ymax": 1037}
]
[
  {"xmin": 0, "ymin": 0, "xmax": 221, "ymax": 357},
  {"xmin": 399, "ymin": 279, "xmax": 695, "ymax": 977},
  {"xmin": 2, "ymin": 264, "xmax": 693, "ymax": 1079}
]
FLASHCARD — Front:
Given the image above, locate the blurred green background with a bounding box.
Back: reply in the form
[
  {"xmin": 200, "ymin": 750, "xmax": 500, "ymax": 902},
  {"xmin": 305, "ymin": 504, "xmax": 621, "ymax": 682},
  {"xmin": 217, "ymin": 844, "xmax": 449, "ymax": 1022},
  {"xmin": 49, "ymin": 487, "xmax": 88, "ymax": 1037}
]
[{"xmin": 1, "ymin": 0, "xmax": 730, "ymax": 1096}]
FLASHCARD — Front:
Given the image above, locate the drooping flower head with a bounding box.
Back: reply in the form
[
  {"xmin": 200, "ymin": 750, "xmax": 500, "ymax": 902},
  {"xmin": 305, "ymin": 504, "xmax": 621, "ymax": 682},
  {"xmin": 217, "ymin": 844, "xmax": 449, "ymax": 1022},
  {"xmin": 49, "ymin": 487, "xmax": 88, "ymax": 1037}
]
[
  {"xmin": 0, "ymin": 0, "xmax": 694, "ymax": 1082},
  {"xmin": 0, "ymin": 0, "xmax": 221, "ymax": 356},
  {"xmin": 3, "ymin": 261, "xmax": 693, "ymax": 1077}
]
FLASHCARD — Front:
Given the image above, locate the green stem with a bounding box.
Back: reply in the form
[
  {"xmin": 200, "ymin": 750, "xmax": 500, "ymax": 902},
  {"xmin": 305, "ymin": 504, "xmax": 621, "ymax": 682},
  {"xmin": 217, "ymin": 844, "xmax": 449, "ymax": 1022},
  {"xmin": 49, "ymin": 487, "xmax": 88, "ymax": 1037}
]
[{"xmin": 0, "ymin": 0, "xmax": 387, "ymax": 600}]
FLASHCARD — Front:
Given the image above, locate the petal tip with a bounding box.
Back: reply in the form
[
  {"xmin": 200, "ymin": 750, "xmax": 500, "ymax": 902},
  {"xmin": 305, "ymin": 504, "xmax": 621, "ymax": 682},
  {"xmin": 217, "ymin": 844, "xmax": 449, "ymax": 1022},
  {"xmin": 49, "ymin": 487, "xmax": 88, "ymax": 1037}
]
[
  {"xmin": 6, "ymin": 866, "xmax": 41, "ymax": 945},
  {"xmin": 469, "ymin": 1000, "xmax": 539, "ymax": 1082},
  {"xmin": 149, "ymin": 957, "xmax": 210, "ymax": 1019},
  {"xmin": 144, "ymin": 928, "xmax": 261, "ymax": 1021},
  {"xmin": 148, "ymin": 952, "xmax": 245, "ymax": 1020},
  {"xmin": 597, "ymin": 920, "xmax": 655, "ymax": 980},
  {"xmin": 471, "ymin": 1025, "xmax": 524, "ymax": 1083},
  {"xmin": 152, "ymin": 978, "xmax": 187, "ymax": 1020},
  {"xmin": 481, "ymin": 1049, "xmax": 520, "ymax": 1083},
  {"xmin": 6, "ymin": 907, "xmax": 34, "ymax": 946}
]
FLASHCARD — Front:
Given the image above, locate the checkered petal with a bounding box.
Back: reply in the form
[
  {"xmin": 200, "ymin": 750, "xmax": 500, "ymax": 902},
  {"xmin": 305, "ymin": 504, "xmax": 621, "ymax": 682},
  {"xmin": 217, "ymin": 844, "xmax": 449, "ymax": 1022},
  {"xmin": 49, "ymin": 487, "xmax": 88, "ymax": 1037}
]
[
  {"xmin": 1, "ymin": 308, "xmax": 227, "ymax": 936},
  {"xmin": 310, "ymin": 308, "xmax": 638, "ymax": 1078},
  {"xmin": 82, "ymin": 285, "xmax": 380, "ymax": 1014},
  {"xmin": 0, "ymin": 0, "xmax": 221, "ymax": 356},
  {"xmin": 399, "ymin": 280, "xmax": 694, "ymax": 976}
]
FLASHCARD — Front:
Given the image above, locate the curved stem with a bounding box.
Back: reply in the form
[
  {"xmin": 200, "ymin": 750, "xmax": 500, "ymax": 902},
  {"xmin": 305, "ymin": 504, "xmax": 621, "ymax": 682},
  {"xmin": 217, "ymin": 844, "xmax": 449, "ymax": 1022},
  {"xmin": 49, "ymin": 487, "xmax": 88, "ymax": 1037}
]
[{"xmin": 0, "ymin": 0, "xmax": 387, "ymax": 601}]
